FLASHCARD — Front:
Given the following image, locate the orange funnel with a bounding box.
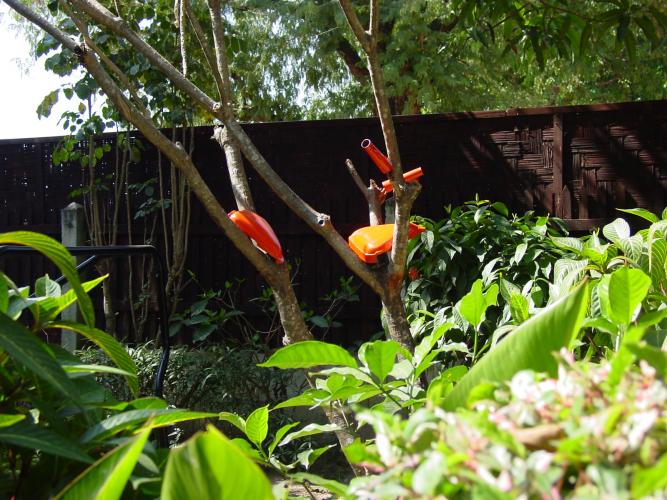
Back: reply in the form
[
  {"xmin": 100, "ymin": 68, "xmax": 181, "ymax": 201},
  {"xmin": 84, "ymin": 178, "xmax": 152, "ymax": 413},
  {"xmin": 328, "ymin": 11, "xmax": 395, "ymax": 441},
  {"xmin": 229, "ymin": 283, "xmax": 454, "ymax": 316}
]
[
  {"xmin": 361, "ymin": 139, "xmax": 392, "ymax": 174},
  {"xmin": 348, "ymin": 223, "xmax": 425, "ymax": 264},
  {"xmin": 382, "ymin": 167, "xmax": 424, "ymax": 193},
  {"xmin": 228, "ymin": 210, "xmax": 285, "ymax": 264}
]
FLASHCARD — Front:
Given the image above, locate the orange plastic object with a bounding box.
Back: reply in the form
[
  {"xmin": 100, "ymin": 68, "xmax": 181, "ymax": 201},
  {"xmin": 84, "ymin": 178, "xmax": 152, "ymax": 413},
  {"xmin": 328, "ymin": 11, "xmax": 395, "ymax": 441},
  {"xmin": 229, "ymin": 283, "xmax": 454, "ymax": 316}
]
[
  {"xmin": 361, "ymin": 139, "xmax": 392, "ymax": 174},
  {"xmin": 382, "ymin": 167, "xmax": 424, "ymax": 193},
  {"xmin": 228, "ymin": 210, "xmax": 285, "ymax": 264},
  {"xmin": 348, "ymin": 223, "xmax": 425, "ymax": 264}
]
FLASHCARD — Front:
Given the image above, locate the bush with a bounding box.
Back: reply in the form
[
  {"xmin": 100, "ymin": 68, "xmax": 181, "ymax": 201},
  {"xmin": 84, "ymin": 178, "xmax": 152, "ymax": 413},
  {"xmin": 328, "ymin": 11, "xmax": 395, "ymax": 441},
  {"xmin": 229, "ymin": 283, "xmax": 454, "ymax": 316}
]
[{"xmin": 346, "ymin": 351, "xmax": 667, "ymax": 498}]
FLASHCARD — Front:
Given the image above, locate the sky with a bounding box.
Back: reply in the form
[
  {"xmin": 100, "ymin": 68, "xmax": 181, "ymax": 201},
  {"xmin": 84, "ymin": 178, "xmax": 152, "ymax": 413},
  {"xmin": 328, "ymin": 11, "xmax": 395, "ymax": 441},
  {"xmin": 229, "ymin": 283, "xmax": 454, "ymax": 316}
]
[{"xmin": 0, "ymin": 3, "xmax": 77, "ymax": 140}]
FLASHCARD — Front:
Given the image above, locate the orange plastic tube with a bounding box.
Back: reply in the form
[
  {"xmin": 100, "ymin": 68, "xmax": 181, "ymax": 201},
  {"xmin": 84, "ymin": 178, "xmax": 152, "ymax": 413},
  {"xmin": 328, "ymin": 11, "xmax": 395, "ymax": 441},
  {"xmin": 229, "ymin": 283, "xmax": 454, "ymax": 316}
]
[
  {"xmin": 228, "ymin": 210, "xmax": 285, "ymax": 264},
  {"xmin": 361, "ymin": 139, "xmax": 392, "ymax": 174},
  {"xmin": 382, "ymin": 167, "xmax": 424, "ymax": 193},
  {"xmin": 348, "ymin": 222, "xmax": 425, "ymax": 264}
]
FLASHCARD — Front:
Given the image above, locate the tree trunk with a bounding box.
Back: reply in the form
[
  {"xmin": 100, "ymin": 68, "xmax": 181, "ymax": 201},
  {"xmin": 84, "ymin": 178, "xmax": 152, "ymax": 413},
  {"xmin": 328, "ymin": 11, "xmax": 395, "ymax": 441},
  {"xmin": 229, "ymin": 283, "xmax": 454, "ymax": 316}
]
[{"xmin": 381, "ymin": 284, "xmax": 414, "ymax": 352}]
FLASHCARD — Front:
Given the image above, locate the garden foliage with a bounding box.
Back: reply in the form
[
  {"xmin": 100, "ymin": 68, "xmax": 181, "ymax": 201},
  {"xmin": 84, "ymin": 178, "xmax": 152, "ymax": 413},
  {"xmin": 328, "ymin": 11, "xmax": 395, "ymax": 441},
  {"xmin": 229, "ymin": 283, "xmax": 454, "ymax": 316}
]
[{"xmin": 3, "ymin": 201, "xmax": 667, "ymax": 497}]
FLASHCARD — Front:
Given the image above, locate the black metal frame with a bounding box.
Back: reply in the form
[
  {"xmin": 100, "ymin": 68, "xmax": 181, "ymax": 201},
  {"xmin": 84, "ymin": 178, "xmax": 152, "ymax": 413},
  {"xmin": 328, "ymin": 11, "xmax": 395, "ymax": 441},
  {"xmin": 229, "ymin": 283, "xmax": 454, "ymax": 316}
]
[{"xmin": 0, "ymin": 244, "xmax": 170, "ymax": 398}]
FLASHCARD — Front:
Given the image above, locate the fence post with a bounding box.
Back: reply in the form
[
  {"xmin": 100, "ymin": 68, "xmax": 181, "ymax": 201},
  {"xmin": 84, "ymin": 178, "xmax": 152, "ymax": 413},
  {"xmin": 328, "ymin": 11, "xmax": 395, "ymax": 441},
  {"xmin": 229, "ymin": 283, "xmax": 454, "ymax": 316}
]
[
  {"xmin": 61, "ymin": 202, "xmax": 86, "ymax": 351},
  {"xmin": 552, "ymin": 113, "xmax": 571, "ymax": 219}
]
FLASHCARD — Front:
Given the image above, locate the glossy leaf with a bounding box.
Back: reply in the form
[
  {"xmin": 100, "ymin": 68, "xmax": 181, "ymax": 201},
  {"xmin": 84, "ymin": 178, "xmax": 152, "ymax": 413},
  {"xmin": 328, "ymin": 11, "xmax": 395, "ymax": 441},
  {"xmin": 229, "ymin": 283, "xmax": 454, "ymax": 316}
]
[
  {"xmin": 49, "ymin": 320, "xmax": 138, "ymax": 396},
  {"xmin": 0, "ymin": 421, "xmax": 91, "ymax": 463},
  {"xmin": 37, "ymin": 275, "xmax": 107, "ymax": 323},
  {"xmin": 359, "ymin": 340, "xmax": 400, "ymax": 383},
  {"xmin": 605, "ymin": 268, "xmax": 651, "ymax": 326},
  {"xmin": 162, "ymin": 425, "xmax": 272, "ymax": 500},
  {"xmin": 245, "ymin": 405, "xmax": 269, "ymax": 447},
  {"xmin": 617, "ymin": 207, "xmax": 659, "ymax": 224},
  {"xmin": 442, "ymin": 281, "xmax": 589, "ymax": 410},
  {"xmin": 277, "ymin": 423, "xmax": 339, "ymax": 447},
  {"xmin": 603, "ymin": 218, "xmax": 631, "ymax": 245},
  {"xmin": 56, "ymin": 429, "xmax": 150, "ymax": 500},
  {"xmin": 258, "ymin": 341, "xmax": 357, "ymax": 369},
  {"xmin": 0, "ymin": 232, "xmax": 95, "ymax": 327},
  {"xmin": 0, "ymin": 312, "xmax": 80, "ymax": 403},
  {"xmin": 81, "ymin": 409, "xmax": 215, "ymax": 443}
]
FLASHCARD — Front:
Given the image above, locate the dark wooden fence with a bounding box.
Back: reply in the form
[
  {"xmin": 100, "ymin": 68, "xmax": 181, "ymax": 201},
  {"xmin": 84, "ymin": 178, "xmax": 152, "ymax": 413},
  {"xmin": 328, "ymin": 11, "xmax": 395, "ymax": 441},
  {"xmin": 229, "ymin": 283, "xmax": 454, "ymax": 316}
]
[{"xmin": 2, "ymin": 100, "xmax": 666, "ymax": 344}]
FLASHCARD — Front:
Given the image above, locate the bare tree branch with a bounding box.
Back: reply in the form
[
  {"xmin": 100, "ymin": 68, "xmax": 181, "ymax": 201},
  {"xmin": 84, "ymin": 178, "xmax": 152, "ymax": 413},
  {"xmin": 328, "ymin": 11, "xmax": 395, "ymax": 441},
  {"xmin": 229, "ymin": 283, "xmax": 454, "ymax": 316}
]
[{"xmin": 345, "ymin": 159, "xmax": 383, "ymax": 225}]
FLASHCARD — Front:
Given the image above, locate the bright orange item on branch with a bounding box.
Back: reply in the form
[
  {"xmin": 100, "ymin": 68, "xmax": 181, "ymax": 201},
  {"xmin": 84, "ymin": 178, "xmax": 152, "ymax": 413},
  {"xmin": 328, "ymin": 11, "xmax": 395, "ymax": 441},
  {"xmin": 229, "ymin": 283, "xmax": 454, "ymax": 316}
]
[
  {"xmin": 348, "ymin": 223, "xmax": 425, "ymax": 264},
  {"xmin": 361, "ymin": 139, "xmax": 393, "ymax": 174},
  {"xmin": 228, "ymin": 210, "xmax": 285, "ymax": 264},
  {"xmin": 382, "ymin": 167, "xmax": 424, "ymax": 193}
]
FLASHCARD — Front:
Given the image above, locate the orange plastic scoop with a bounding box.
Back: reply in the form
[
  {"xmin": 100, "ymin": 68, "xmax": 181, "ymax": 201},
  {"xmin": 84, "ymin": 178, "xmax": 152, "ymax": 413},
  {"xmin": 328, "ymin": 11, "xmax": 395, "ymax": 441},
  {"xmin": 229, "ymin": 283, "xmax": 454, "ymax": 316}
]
[
  {"xmin": 348, "ymin": 223, "xmax": 425, "ymax": 264},
  {"xmin": 382, "ymin": 167, "xmax": 424, "ymax": 193},
  {"xmin": 228, "ymin": 210, "xmax": 285, "ymax": 264}
]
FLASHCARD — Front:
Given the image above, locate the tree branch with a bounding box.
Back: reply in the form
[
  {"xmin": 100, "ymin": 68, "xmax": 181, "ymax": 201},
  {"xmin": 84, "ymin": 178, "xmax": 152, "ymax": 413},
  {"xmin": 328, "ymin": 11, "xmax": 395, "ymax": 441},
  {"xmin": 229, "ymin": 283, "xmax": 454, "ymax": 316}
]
[
  {"xmin": 338, "ymin": 0, "xmax": 371, "ymax": 52},
  {"xmin": 66, "ymin": 0, "xmax": 384, "ymax": 293},
  {"xmin": 345, "ymin": 159, "xmax": 383, "ymax": 225}
]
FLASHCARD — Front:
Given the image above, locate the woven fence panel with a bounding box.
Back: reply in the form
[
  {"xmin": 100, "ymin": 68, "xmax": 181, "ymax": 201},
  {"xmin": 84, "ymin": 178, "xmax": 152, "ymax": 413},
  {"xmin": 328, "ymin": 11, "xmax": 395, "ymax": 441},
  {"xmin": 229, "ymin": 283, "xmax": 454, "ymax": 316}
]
[{"xmin": 1, "ymin": 100, "xmax": 666, "ymax": 344}]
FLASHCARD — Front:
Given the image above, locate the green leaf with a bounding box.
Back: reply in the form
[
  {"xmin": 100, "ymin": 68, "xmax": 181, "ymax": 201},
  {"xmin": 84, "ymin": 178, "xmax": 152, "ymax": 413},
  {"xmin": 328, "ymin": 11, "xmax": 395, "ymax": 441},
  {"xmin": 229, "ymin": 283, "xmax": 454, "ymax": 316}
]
[
  {"xmin": 296, "ymin": 445, "xmax": 335, "ymax": 470},
  {"xmin": 551, "ymin": 236, "xmax": 584, "ymax": 253},
  {"xmin": 606, "ymin": 268, "xmax": 651, "ymax": 325},
  {"xmin": 579, "ymin": 22, "xmax": 592, "ymax": 55},
  {"xmin": 278, "ymin": 423, "xmax": 339, "ymax": 447},
  {"xmin": 218, "ymin": 412, "xmax": 246, "ymax": 434},
  {"xmin": 457, "ymin": 280, "xmax": 498, "ymax": 329},
  {"xmin": 245, "ymin": 405, "xmax": 269, "ymax": 447},
  {"xmin": 0, "ymin": 414, "xmax": 25, "ymax": 428},
  {"xmin": 258, "ymin": 341, "xmax": 357, "ymax": 369},
  {"xmin": 358, "ymin": 340, "xmax": 400, "ymax": 383},
  {"xmin": 618, "ymin": 235, "xmax": 643, "ymax": 263},
  {"xmin": 162, "ymin": 425, "xmax": 272, "ymax": 500},
  {"xmin": 442, "ymin": 281, "xmax": 589, "ymax": 410},
  {"xmin": 49, "ymin": 320, "xmax": 138, "ymax": 396},
  {"xmin": 603, "ymin": 218, "xmax": 631, "ymax": 244},
  {"xmin": 37, "ymin": 89, "xmax": 59, "ymax": 118},
  {"xmin": 412, "ymin": 451, "xmax": 445, "ymax": 496},
  {"xmin": 0, "ymin": 274, "xmax": 8, "ymax": 314},
  {"xmin": 37, "ymin": 275, "xmax": 106, "ymax": 323},
  {"xmin": 61, "ymin": 363, "xmax": 137, "ymax": 378},
  {"xmin": 0, "ymin": 421, "xmax": 91, "ymax": 463},
  {"xmin": 82, "ymin": 409, "xmax": 215, "ymax": 443},
  {"xmin": 0, "ymin": 312, "xmax": 80, "ymax": 403},
  {"xmin": 268, "ymin": 421, "xmax": 300, "ymax": 456},
  {"xmin": 272, "ymin": 389, "xmax": 329, "ymax": 410},
  {"xmin": 56, "ymin": 428, "xmax": 150, "ymax": 500},
  {"xmin": 35, "ymin": 274, "xmax": 61, "ymax": 297},
  {"xmin": 0, "ymin": 232, "xmax": 95, "ymax": 327},
  {"xmin": 509, "ymin": 293, "xmax": 529, "ymax": 324},
  {"xmin": 632, "ymin": 453, "xmax": 667, "ymax": 498},
  {"xmin": 617, "ymin": 207, "xmax": 659, "ymax": 223}
]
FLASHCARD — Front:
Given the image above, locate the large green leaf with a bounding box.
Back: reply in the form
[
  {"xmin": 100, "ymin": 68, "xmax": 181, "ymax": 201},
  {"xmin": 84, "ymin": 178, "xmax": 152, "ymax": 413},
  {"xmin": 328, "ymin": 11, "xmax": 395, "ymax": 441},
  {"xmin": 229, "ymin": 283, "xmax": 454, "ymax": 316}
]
[
  {"xmin": 0, "ymin": 421, "xmax": 91, "ymax": 463},
  {"xmin": 0, "ymin": 414, "xmax": 24, "ymax": 428},
  {"xmin": 244, "ymin": 405, "xmax": 269, "ymax": 447},
  {"xmin": 632, "ymin": 452, "xmax": 667, "ymax": 498},
  {"xmin": 0, "ymin": 232, "xmax": 95, "ymax": 327},
  {"xmin": 56, "ymin": 428, "xmax": 150, "ymax": 500},
  {"xmin": 605, "ymin": 267, "xmax": 651, "ymax": 326},
  {"xmin": 457, "ymin": 279, "xmax": 498, "ymax": 329},
  {"xmin": 161, "ymin": 425, "xmax": 272, "ymax": 500},
  {"xmin": 49, "ymin": 320, "xmax": 138, "ymax": 396},
  {"xmin": 442, "ymin": 281, "xmax": 589, "ymax": 410},
  {"xmin": 603, "ymin": 218, "xmax": 631, "ymax": 244},
  {"xmin": 81, "ymin": 409, "xmax": 215, "ymax": 443},
  {"xmin": 617, "ymin": 207, "xmax": 659, "ymax": 223},
  {"xmin": 257, "ymin": 341, "xmax": 357, "ymax": 369},
  {"xmin": 0, "ymin": 312, "xmax": 80, "ymax": 403},
  {"xmin": 359, "ymin": 340, "xmax": 400, "ymax": 383}
]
